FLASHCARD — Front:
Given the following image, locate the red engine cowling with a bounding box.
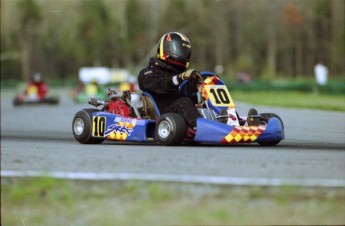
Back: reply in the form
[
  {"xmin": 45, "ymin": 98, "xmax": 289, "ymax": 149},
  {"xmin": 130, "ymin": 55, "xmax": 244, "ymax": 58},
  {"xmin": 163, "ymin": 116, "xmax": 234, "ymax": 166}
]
[{"xmin": 107, "ymin": 99, "xmax": 133, "ymax": 117}]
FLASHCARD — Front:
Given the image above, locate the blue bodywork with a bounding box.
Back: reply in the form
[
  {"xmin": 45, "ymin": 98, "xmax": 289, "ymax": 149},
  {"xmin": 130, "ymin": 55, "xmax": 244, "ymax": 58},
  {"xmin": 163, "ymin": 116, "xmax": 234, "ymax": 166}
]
[
  {"xmin": 91, "ymin": 111, "xmax": 284, "ymax": 144},
  {"xmin": 194, "ymin": 117, "xmax": 285, "ymax": 143},
  {"xmin": 92, "ymin": 111, "xmax": 156, "ymax": 142}
]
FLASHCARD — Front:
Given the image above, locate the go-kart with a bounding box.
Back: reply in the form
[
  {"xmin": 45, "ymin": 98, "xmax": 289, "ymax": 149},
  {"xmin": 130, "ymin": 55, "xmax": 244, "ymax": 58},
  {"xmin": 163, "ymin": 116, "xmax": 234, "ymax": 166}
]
[
  {"xmin": 13, "ymin": 92, "xmax": 59, "ymax": 106},
  {"xmin": 72, "ymin": 72, "xmax": 285, "ymax": 146},
  {"xmin": 72, "ymin": 90, "xmax": 106, "ymax": 104}
]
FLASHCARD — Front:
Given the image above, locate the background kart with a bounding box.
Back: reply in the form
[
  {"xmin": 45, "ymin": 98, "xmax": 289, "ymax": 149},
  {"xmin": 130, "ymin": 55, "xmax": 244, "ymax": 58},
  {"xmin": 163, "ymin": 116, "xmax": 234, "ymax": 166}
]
[
  {"xmin": 13, "ymin": 93, "xmax": 59, "ymax": 106},
  {"xmin": 72, "ymin": 72, "xmax": 285, "ymax": 146}
]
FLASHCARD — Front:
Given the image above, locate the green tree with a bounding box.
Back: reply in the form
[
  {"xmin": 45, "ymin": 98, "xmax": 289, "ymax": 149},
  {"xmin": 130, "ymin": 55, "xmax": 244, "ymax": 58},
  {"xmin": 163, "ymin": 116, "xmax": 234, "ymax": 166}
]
[
  {"xmin": 1, "ymin": 0, "xmax": 344, "ymax": 83},
  {"xmin": 330, "ymin": 0, "xmax": 344, "ymax": 74},
  {"xmin": 123, "ymin": 0, "xmax": 149, "ymax": 66},
  {"xmin": 17, "ymin": 0, "xmax": 42, "ymax": 81},
  {"xmin": 76, "ymin": 0, "xmax": 113, "ymax": 66}
]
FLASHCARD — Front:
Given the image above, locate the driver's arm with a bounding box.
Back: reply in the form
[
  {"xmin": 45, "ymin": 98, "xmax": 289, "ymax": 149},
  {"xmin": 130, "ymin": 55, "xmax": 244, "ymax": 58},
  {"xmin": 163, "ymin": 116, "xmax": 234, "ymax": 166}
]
[{"xmin": 138, "ymin": 68, "xmax": 178, "ymax": 94}]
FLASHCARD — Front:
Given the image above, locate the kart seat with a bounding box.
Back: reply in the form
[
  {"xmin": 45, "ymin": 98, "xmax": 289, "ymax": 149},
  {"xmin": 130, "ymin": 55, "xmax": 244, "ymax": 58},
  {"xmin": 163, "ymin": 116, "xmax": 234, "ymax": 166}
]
[{"xmin": 142, "ymin": 92, "xmax": 160, "ymax": 121}]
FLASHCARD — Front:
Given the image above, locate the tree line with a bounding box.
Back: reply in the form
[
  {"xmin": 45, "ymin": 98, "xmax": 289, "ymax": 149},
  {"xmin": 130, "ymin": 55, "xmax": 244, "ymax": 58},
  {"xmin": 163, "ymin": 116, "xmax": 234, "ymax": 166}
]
[{"xmin": 1, "ymin": 0, "xmax": 344, "ymax": 82}]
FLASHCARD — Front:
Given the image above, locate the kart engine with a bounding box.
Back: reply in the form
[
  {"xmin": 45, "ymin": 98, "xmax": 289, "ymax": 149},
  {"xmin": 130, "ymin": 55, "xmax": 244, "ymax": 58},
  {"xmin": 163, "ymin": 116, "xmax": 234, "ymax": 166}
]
[
  {"xmin": 107, "ymin": 98, "xmax": 133, "ymax": 117},
  {"xmin": 89, "ymin": 89, "xmax": 139, "ymax": 118}
]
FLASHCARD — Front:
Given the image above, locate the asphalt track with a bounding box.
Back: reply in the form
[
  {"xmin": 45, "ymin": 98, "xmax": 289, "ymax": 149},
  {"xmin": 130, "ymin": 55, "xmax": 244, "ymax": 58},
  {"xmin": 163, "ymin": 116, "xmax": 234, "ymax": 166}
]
[{"xmin": 1, "ymin": 89, "xmax": 345, "ymax": 187}]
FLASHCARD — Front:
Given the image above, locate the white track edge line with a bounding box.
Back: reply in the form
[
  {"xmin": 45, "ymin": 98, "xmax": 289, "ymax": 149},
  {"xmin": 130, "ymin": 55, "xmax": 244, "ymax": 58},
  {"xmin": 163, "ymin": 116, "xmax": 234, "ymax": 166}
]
[{"xmin": 1, "ymin": 170, "xmax": 345, "ymax": 187}]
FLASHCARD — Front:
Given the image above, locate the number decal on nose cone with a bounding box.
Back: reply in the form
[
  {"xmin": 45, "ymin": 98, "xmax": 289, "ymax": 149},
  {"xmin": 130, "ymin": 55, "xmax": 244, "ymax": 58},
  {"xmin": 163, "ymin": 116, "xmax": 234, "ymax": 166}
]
[
  {"xmin": 205, "ymin": 85, "xmax": 235, "ymax": 108},
  {"xmin": 92, "ymin": 116, "xmax": 106, "ymax": 137}
]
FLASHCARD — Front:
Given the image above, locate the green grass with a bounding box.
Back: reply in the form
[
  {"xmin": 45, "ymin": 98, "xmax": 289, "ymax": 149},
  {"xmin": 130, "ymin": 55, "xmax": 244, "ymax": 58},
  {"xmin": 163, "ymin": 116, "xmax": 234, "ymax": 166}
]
[
  {"xmin": 231, "ymin": 90, "xmax": 345, "ymax": 112},
  {"xmin": 2, "ymin": 177, "xmax": 345, "ymax": 225},
  {"xmin": 2, "ymin": 85, "xmax": 345, "ymax": 111}
]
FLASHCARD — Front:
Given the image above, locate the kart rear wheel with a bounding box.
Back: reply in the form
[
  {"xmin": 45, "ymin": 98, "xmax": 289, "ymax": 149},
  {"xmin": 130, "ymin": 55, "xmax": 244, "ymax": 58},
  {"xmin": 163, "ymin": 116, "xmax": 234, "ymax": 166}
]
[
  {"xmin": 45, "ymin": 96, "xmax": 60, "ymax": 105},
  {"xmin": 258, "ymin": 113, "xmax": 284, "ymax": 146},
  {"xmin": 13, "ymin": 98, "xmax": 22, "ymax": 106},
  {"xmin": 72, "ymin": 109, "xmax": 104, "ymax": 144},
  {"xmin": 156, "ymin": 113, "xmax": 188, "ymax": 146}
]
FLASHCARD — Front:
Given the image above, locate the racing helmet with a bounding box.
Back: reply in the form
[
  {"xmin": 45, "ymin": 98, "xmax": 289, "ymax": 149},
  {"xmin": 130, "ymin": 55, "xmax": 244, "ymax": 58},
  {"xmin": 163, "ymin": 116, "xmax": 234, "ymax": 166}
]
[
  {"xmin": 157, "ymin": 32, "xmax": 192, "ymax": 70},
  {"xmin": 32, "ymin": 72, "xmax": 42, "ymax": 83}
]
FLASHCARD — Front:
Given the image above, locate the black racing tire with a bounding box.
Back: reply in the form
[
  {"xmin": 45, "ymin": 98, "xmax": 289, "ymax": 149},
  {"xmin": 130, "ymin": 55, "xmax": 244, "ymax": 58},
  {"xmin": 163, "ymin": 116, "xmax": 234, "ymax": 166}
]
[
  {"xmin": 258, "ymin": 113, "xmax": 284, "ymax": 146},
  {"xmin": 72, "ymin": 109, "xmax": 104, "ymax": 144},
  {"xmin": 156, "ymin": 113, "xmax": 188, "ymax": 146},
  {"xmin": 45, "ymin": 96, "xmax": 60, "ymax": 105},
  {"xmin": 259, "ymin": 113, "xmax": 284, "ymax": 128},
  {"xmin": 13, "ymin": 98, "xmax": 22, "ymax": 106}
]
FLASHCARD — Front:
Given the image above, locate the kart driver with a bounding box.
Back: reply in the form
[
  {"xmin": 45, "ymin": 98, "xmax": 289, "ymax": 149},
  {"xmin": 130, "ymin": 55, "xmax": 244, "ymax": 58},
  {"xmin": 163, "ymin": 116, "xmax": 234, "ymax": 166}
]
[
  {"xmin": 26, "ymin": 72, "xmax": 48, "ymax": 100},
  {"xmin": 138, "ymin": 32, "xmax": 202, "ymax": 128}
]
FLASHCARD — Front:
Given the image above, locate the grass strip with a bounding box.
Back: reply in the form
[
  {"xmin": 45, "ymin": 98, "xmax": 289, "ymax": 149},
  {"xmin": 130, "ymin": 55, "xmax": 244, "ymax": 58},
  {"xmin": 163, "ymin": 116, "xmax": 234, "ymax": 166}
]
[
  {"xmin": 231, "ymin": 90, "xmax": 345, "ymax": 112},
  {"xmin": 2, "ymin": 177, "xmax": 345, "ymax": 225}
]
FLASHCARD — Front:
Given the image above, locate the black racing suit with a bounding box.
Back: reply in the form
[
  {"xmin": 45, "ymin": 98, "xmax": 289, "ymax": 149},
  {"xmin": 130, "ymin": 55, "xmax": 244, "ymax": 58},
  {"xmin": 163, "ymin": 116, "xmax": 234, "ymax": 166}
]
[{"xmin": 138, "ymin": 57, "xmax": 201, "ymax": 128}]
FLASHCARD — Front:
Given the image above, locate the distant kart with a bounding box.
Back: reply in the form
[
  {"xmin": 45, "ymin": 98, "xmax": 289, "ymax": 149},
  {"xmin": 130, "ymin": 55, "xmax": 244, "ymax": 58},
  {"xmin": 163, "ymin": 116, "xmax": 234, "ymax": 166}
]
[
  {"xmin": 73, "ymin": 91, "xmax": 106, "ymax": 104},
  {"xmin": 72, "ymin": 72, "xmax": 285, "ymax": 146},
  {"xmin": 13, "ymin": 93, "xmax": 59, "ymax": 106}
]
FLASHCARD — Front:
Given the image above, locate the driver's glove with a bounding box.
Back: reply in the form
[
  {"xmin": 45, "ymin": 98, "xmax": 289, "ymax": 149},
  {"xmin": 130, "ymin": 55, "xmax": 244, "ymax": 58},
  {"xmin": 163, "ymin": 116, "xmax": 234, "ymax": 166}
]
[{"xmin": 172, "ymin": 69, "xmax": 202, "ymax": 85}]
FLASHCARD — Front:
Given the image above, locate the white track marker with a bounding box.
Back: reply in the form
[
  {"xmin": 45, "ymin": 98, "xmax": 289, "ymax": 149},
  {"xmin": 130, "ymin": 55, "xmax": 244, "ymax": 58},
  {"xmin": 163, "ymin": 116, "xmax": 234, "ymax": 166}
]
[{"xmin": 1, "ymin": 170, "xmax": 345, "ymax": 187}]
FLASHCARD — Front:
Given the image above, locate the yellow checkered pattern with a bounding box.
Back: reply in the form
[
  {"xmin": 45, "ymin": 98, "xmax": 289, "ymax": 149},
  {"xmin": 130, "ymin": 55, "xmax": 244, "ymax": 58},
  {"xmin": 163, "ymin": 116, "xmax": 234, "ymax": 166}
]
[
  {"xmin": 224, "ymin": 125, "xmax": 265, "ymax": 143},
  {"xmin": 107, "ymin": 122, "xmax": 135, "ymax": 141},
  {"xmin": 201, "ymin": 77, "xmax": 217, "ymax": 101}
]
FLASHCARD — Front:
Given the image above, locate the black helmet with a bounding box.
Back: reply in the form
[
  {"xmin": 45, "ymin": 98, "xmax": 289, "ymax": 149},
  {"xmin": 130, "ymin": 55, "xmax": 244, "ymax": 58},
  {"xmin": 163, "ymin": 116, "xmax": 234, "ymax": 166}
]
[{"xmin": 157, "ymin": 32, "xmax": 192, "ymax": 69}]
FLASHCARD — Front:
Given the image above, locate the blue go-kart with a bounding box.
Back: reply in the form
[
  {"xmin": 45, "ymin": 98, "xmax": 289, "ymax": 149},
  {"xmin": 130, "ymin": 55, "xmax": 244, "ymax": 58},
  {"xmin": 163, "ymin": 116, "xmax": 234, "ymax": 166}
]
[{"xmin": 72, "ymin": 72, "xmax": 284, "ymax": 146}]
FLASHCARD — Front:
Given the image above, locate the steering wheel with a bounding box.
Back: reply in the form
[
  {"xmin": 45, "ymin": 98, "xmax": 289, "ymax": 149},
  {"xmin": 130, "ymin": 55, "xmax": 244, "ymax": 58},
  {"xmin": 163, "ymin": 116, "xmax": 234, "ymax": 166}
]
[{"xmin": 179, "ymin": 71, "xmax": 217, "ymax": 97}]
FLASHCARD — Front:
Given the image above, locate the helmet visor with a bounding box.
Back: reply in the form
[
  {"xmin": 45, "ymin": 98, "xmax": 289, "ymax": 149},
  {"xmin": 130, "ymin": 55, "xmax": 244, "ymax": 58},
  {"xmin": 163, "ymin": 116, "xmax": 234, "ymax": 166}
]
[{"xmin": 164, "ymin": 39, "xmax": 191, "ymax": 62}]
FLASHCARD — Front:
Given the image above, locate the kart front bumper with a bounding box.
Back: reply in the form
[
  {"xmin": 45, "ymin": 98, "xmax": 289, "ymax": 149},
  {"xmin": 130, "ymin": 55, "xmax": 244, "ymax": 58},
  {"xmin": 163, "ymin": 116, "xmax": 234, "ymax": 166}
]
[{"xmin": 194, "ymin": 117, "xmax": 285, "ymax": 144}]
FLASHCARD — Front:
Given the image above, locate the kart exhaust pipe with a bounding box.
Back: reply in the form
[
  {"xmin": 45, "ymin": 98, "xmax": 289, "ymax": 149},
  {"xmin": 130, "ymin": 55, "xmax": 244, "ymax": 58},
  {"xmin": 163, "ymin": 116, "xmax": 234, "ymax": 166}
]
[{"xmin": 88, "ymin": 98, "xmax": 104, "ymax": 107}]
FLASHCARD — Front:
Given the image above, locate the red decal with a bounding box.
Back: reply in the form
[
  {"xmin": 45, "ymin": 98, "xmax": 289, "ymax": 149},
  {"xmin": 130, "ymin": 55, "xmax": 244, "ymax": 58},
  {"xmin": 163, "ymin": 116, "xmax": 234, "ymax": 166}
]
[{"xmin": 166, "ymin": 34, "xmax": 172, "ymax": 41}]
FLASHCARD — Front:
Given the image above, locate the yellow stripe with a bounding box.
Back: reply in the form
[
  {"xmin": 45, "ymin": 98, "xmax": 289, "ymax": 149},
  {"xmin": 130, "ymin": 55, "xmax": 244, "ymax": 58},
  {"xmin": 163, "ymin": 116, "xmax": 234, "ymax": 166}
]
[
  {"xmin": 159, "ymin": 34, "xmax": 166, "ymax": 59},
  {"xmin": 175, "ymin": 32, "xmax": 187, "ymax": 41},
  {"xmin": 92, "ymin": 117, "xmax": 96, "ymax": 136}
]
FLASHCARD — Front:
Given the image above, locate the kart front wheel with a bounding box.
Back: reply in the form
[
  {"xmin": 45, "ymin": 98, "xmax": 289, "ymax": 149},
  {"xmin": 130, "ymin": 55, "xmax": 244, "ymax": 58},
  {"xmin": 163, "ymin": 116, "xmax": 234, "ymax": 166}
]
[
  {"xmin": 156, "ymin": 113, "xmax": 188, "ymax": 146},
  {"xmin": 259, "ymin": 113, "xmax": 284, "ymax": 128},
  {"xmin": 72, "ymin": 109, "xmax": 104, "ymax": 144},
  {"xmin": 258, "ymin": 113, "xmax": 284, "ymax": 146}
]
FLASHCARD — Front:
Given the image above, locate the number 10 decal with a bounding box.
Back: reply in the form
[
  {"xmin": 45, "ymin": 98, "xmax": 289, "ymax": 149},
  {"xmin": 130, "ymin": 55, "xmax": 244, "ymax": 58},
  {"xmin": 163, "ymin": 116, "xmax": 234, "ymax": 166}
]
[
  {"xmin": 205, "ymin": 85, "xmax": 235, "ymax": 107},
  {"xmin": 93, "ymin": 116, "xmax": 106, "ymax": 137},
  {"xmin": 209, "ymin": 88, "xmax": 230, "ymax": 104}
]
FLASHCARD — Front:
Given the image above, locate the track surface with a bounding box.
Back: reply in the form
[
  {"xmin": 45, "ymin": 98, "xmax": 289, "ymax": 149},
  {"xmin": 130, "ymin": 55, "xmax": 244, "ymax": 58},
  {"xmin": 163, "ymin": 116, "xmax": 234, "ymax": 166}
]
[{"xmin": 1, "ymin": 89, "xmax": 345, "ymax": 186}]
